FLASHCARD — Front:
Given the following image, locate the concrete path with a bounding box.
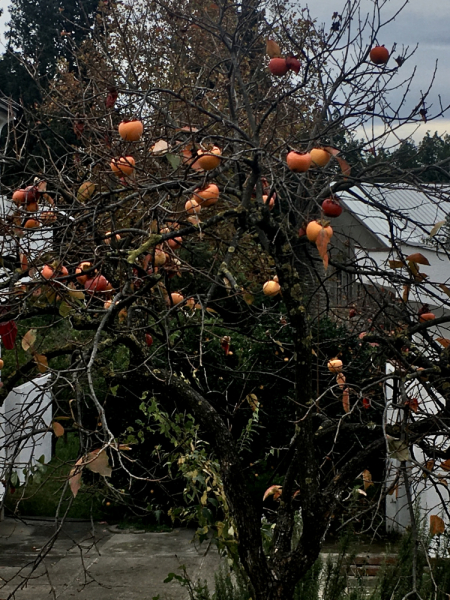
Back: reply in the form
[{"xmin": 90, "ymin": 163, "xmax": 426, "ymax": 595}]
[{"xmin": 0, "ymin": 519, "xmax": 222, "ymax": 600}]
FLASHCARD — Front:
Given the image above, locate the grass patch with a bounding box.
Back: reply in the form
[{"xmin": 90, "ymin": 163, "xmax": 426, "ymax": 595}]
[{"xmin": 5, "ymin": 434, "xmax": 107, "ymax": 520}]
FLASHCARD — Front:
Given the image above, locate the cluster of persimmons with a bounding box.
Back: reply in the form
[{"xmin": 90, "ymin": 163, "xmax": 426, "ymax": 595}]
[{"xmin": 5, "ymin": 37, "xmax": 396, "ymax": 371}]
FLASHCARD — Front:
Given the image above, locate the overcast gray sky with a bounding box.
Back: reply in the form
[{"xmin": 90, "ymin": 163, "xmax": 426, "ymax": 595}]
[
  {"xmin": 309, "ymin": 1, "xmax": 450, "ymax": 142},
  {"xmin": 0, "ymin": 0, "xmax": 8, "ymax": 44},
  {"xmin": 0, "ymin": 0, "xmax": 448, "ymax": 141}
]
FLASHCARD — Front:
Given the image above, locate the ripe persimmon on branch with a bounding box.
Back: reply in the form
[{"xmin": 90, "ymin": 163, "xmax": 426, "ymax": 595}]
[{"xmin": 1, "ymin": 0, "xmax": 450, "ymax": 598}]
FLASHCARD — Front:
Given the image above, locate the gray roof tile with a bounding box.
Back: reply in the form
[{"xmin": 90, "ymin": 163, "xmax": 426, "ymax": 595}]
[{"xmin": 340, "ymin": 183, "xmax": 450, "ymax": 247}]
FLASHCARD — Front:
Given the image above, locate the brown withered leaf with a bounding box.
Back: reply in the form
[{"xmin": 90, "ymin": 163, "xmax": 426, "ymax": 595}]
[
  {"xmin": 52, "ymin": 421, "xmax": 65, "ymax": 437},
  {"xmin": 440, "ymin": 459, "xmax": 450, "ymax": 472},
  {"xmin": 408, "ymin": 261, "xmax": 420, "ymax": 276},
  {"xmin": 362, "ymin": 469, "xmax": 373, "ymax": 490},
  {"xmin": 389, "ymin": 260, "xmax": 405, "ymax": 269},
  {"xmin": 414, "ymin": 272, "xmax": 428, "ymax": 282},
  {"xmin": 342, "ymin": 388, "xmax": 350, "ymax": 413},
  {"xmin": 437, "ymin": 337, "xmax": 450, "ymax": 348},
  {"xmin": 246, "ymin": 393, "xmax": 259, "ymax": 412},
  {"xmin": 406, "ymin": 397, "xmax": 419, "ymax": 412},
  {"xmin": 86, "ymin": 449, "xmax": 112, "ymax": 477},
  {"xmin": 387, "ymin": 484, "xmax": 398, "ymax": 496},
  {"xmin": 429, "ymin": 220, "xmax": 446, "ymax": 238},
  {"xmin": 424, "ymin": 460, "xmax": 435, "ymax": 478},
  {"xmin": 402, "ymin": 285, "xmax": 410, "ymax": 302},
  {"xmin": 336, "ymin": 156, "xmax": 351, "ymax": 178},
  {"xmin": 69, "ymin": 458, "xmax": 84, "ymax": 498},
  {"xmin": 430, "ymin": 514, "xmax": 445, "ymax": 536},
  {"xmin": 20, "ymin": 253, "xmax": 28, "ymax": 271},
  {"xmin": 336, "ymin": 373, "xmax": 346, "ymax": 389},
  {"xmin": 243, "ymin": 291, "xmax": 254, "ymax": 305},
  {"xmin": 316, "ymin": 229, "xmax": 329, "ymax": 271},
  {"xmin": 274, "ymin": 340, "xmax": 284, "ymax": 352},
  {"xmin": 34, "ymin": 353, "xmax": 48, "ymax": 373},
  {"xmin": 323, "ymin": 146, "xmax": 351, "ymax": 178},
  {"xmin": 22, "ymin": 329, "xmax": 37, "ymax": 352},
  {"xmin": 105, "ymin": 86, "xmax": 118, "ymax": 109},
  {"xmin": 263, "ymin": 485, "xmax": 282, "ymax": 501},
  {"xmin": 439, "ymin": 284, "xmax": 450, "ymax": 298},
  {"xmin": 266, "ymin": 39, "xmax": 282, "ymax": 58},
  {"xmin": 150, "ymin": 139, "xmax": 169, "ymax": 154},
  {"xmin": 407, "ymin": 261, "xmax": 428, "ymax": 282},
  {"xmin": 406, "ymin": 252, "xmax": 430, "ymax": 266},
  {"xmin": 42, "ymin": 193, "xmax": 54, "ymax": 205},
  {"xmin": 323, "ymin": 146, "xmax": 340, "ymax": 157}
]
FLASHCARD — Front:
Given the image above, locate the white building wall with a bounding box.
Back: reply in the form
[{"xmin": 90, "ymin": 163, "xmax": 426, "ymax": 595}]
[
  {"xmin": 356, "ymin": 244, "xmax": 450, "ymax": 310},
  {"xmin": 385, "ymin": 364, "xmax": 450, "ymax": 549},
  {"xmin": 0, "ymin": 375, "xmax": 52, "ymax": 508}
]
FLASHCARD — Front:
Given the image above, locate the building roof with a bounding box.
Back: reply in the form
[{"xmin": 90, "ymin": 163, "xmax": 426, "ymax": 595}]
[{"xmin": 339, "ymin": 183, "xmax": 450, "ymax": 249}]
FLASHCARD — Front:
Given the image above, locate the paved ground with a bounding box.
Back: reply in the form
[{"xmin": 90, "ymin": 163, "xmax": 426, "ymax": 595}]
[{"xmin": 0, "ymin": 519, "xmax": 222, "ymax": 600}]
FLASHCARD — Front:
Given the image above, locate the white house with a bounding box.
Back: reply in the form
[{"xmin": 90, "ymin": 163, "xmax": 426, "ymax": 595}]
[
  {"xmin": 337, "ymin": 183, "xmax": 450, "ymax": 310},
  {"xmin": 336, "ymin": 183, "xmax": 450, "ymax": 542}
]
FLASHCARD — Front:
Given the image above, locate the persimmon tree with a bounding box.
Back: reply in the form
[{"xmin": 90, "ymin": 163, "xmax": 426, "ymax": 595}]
[{"xmin": 2, "ymin": 1, "xmax": 450, "ymax": 599}]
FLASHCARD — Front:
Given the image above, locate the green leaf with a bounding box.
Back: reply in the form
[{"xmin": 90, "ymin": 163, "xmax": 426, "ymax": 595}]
[
  {"xmin": 166, "ymin": 153, "xmax": 181, "ymax": 170},
  {"xmin": 35, "ymin": 461, "xmax": 47, "ymax": 473},
  {"xmin": 154, "ymin": 509, "xmax": 162, "ymax": 523},
  {"xmin": 164, "ymin": 573, "xmax": 184, "ymax": 584},
  {"xmin": 59, "ymin": 301, "xmax": 73, "ymax": 317},
  {"xmin": 110, "ymin": 385, "xmax": 119, "ymax": 396}
]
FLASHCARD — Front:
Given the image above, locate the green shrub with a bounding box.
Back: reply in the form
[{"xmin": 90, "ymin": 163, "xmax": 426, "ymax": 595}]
[{"xmin": 168, "ymin": 529, "xmax": 450, "ymax": 600}]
